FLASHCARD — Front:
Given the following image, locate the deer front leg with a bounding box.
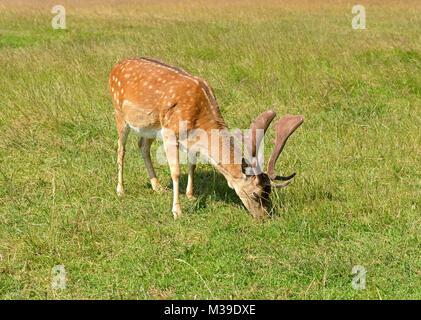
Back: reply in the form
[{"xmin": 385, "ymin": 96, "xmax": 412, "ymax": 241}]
[
  {"xmin": 163, "ymin": 131, "xmax": 182, "ymax": 218},
  {"xmin": 186, "ymin": 162, "xmax": 196, "ymax": 200}
]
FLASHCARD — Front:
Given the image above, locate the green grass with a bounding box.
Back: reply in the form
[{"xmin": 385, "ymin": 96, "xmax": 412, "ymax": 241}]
[{"xmin": 0, "ymin": 0, "xmax": 420, "ymax": 299}]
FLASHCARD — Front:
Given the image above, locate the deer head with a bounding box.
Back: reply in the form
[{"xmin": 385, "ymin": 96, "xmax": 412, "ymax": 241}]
[{"xmin": 231, "ymin": 110, "xmax": 304, "ymax": 219}]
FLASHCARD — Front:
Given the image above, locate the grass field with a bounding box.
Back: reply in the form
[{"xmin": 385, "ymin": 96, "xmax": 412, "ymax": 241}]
[{"xmin": 0, "ymin": 0, "xmax": 420, "ymax": 299}]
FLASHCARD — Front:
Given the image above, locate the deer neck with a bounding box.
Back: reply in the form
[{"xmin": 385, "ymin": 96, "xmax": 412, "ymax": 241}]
[
  {"xmin": 191, "ymin": 91, "xmax": 245, "ymax": 184},
  {"xmin": 201, "ymin": 125, "xmax": 245, "ymax": 185}
]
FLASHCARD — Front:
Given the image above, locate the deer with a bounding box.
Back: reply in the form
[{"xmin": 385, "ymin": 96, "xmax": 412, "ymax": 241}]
[{"xmin": 109, "ymin": 57, "xmax": 304, "ymax": 219}]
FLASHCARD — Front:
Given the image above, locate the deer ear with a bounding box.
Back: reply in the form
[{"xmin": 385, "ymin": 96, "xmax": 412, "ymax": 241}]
[
  {"xmin": 241, "ymin": 157, "xmax": 258, "ymax": 177},
  {"xmin": 241, "ymin": 157, "xmax": 251, "ymax": 175}
]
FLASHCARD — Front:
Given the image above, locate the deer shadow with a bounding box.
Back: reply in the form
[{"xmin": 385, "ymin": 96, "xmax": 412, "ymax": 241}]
[
  {"xmin": 178, "ymin": 168, "xmax": 243, "ymax": 209},
  {"xmin": 145, "ymin": 167, "xmax": 292, "ymax": 216},
  {"xmin": 145, "ymin": 167, "xmax": 242, "ymax": 209}
]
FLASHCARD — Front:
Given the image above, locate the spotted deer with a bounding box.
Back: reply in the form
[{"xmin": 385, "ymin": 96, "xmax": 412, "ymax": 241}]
[{"xmin": 109, "ymin": 57, "xmax": 304, "ymax": 219}]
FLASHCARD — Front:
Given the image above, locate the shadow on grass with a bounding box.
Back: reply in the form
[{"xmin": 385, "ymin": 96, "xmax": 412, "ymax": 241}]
[
  {"xmin": 142, "ymin": 167, "xmax": 313, "ymax": 217},
  {"xmin": 181, "ymin": 169, "xmax": 242, "ymax": 207},
  {"xmin": 143, "ymin": 168, "xmax": 242, "ymax": 210}
]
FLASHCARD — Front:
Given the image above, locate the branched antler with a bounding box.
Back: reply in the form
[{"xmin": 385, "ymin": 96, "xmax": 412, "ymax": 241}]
[
  {"xmin": 243, "ymin": 110, "xmax": 276, "ymax": 175},
  {"xmin": 244, "ymin": 110, "xmax": 276, "ymax": 157},
  {"xmin": 266, "ymin": 115, "xmax": 304, "ymax": 185}
]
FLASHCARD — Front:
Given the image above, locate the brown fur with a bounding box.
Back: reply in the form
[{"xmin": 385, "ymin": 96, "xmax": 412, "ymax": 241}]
[{"xmin": 109, "ymin": 57, "xmax": 302, "ymax": 218}]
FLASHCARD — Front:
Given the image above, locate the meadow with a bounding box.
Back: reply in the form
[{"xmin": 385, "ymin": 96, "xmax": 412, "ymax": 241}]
[{"xmin": 0, "ymin": 0, "xmax": 420, "ymax": 299}]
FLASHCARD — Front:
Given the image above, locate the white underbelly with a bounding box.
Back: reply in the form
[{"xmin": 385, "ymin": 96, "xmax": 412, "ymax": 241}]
[{"xmin": 128, "ymin": 124, "xmax": 162, "ymax": 139}]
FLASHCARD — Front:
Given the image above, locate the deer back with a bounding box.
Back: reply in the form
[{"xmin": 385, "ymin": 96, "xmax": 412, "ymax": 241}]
[{"xmin": 109, "ymin": 58, "xmax": 226, "ymax": 136}]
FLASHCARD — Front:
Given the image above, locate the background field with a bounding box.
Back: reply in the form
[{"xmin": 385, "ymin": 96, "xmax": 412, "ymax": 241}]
[{"xmin": 0, "ymin": 0, "xmax": 420, "ymax": 299}]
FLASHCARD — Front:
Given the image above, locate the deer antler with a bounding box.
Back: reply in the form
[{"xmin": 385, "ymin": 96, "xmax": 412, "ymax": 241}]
[
  {"xmin": 267, "ymin": 115, "xmax": 304, "ymax": 183},
  {"xmin": 244, "ymin": 109, "xmax": 276, "ymax": 162},
  {"xmin": 242, "ymin": 110, "xmax": 277, "ymax": 176}
]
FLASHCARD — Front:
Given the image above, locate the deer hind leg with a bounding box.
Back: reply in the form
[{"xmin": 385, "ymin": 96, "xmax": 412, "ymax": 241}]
[
  {"xmin": 138, "ymin": 137, "xmax": 165, "ymax": 192},
  {"xmin": 186, "ymin": 162, "xmax": 196, "ymax": 200},
  {"xmin": 116, "ymin": 120, "xmax": 129, "ymax": 196},
  {"xmin": 162, "ymin": 133, "xmax": 181, "ymax": 218}
]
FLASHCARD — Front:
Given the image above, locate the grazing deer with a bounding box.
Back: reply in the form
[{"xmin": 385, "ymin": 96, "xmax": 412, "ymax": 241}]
[{"xmin": 109, "ymin": 57, "xmax": 303, "ymax": 219}]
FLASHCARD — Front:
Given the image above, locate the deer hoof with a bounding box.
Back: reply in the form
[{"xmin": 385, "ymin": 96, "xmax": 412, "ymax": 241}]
[
  {"xmin": 186, "ymin": 192, "xmax": 196, "ymax": 200},
  {"xmin": 172, "ymin": 207, "xmax": 182, "ymax": 219},
  {"xmin": 172, "ymin": 211, "xmax": 182, "ymax": 219},
  {"xmin": 116, "ymin": 185, "xmax": 124, "ymax": 196},
  {"xmin": 151, "ymin": 179, "xmax": 166, "ymax": 193},
  {"xmin": 152, "ymin": 184, "xmax": 166, "ymax": 193}
]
